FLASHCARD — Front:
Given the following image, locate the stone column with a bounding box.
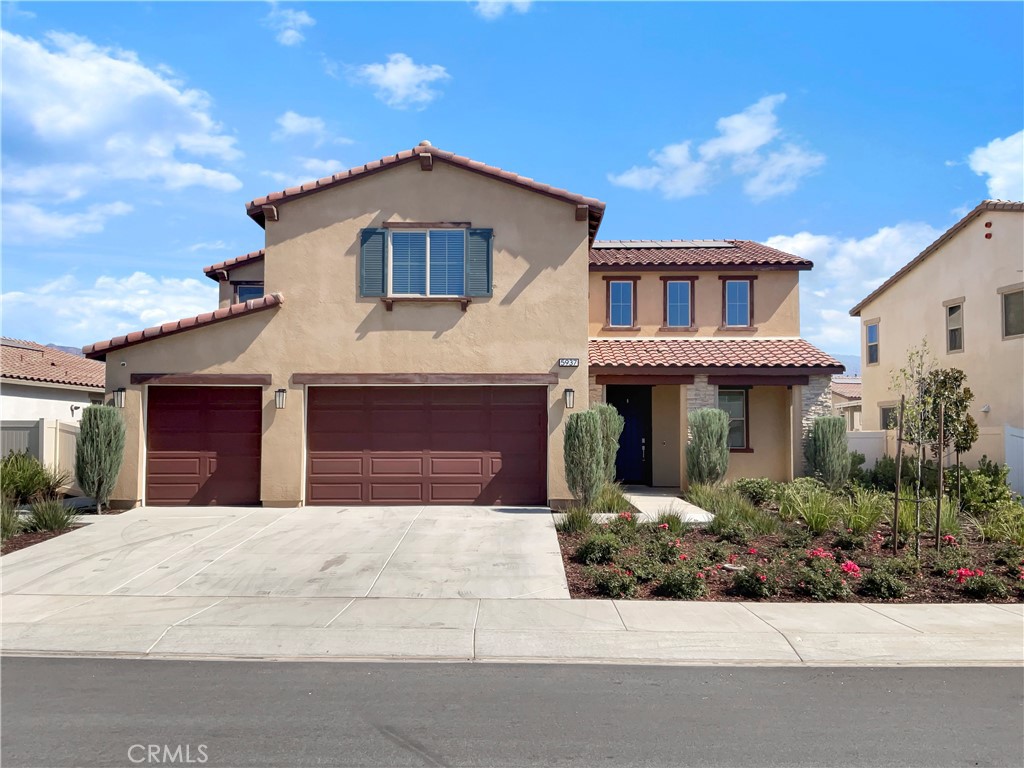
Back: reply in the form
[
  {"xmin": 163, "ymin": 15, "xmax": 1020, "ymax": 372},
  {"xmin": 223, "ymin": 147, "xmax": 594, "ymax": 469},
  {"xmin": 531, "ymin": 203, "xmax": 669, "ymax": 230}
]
[
  {"xmin": 799, "ymin": 373, "xmax": 833, "ymax": 474},
  {"xmin": 588, "ymin": 375, "xmax": 604, "ymax": 406}
]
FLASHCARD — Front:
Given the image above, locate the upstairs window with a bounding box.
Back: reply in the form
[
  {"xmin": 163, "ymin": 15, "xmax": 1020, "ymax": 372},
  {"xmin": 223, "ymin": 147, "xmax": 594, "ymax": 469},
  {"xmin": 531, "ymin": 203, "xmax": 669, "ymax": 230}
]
[
  {"xmin": 359, "ymin": 227, "xmax": 492, "ymax": 299},
  {"xmin": 1002, "ymin": 288, "xmax": 1023, "ymax": 339},
  {"xmin": 723, "ymin": 279, "xmax": 752, "ymax": 327},
  {"xmin": 664, "ymin": 279, "xmax": 694, "ymax": 328},
  {"xmin": 946, "ymin": 303, "xmax": 963, "ymax": 352},
  {"xmin": 233, "ymin": 282, "xmax": 264, "ymax": 303},
  {"xmin": 608, "ymin": 280, "xmax": 636, "ymax": 328},
  {"xmin": 865, "ymin": 322, "xmax": 880, "ymax": 365}
]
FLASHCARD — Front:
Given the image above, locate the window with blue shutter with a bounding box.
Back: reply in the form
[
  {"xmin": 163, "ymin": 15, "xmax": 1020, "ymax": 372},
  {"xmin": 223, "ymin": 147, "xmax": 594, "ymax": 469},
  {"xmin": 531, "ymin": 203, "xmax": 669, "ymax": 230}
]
[
  {"xmin": 428, "ymin": 230, "xmax": 466, "ymax": 296},
  {"xmin": 465, "ymin": 228, "xmax": 493, "ymax": 297},
  {"xmin": 359, "ymin": 228, "xmax": 387, "ymax": 297}
]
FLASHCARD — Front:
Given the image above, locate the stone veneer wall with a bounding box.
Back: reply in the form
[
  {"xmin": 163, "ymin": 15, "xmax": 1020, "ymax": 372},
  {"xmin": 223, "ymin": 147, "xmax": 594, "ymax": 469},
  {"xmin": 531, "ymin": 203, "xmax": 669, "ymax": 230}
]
[
  {"xmin": 685, "ymin": 374, "xmax": 716, "ymax": 413},
  {"xmin": 799, "ymin": 373, "xmax": 833, "ymax": 473},
  {"xmin": 588, "ymin": 375, "xmax": 604, "ymax": 406}
]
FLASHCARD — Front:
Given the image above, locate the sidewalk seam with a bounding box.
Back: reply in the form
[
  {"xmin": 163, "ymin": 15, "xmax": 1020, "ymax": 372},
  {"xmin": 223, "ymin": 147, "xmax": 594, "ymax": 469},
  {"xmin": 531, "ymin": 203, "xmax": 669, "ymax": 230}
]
[
  {"xmin": 610, "ymin": 600, "xmax": 629, "ymax": 631},
  {"xmin": 861, "ymin": 604, "xmax": 925, "ymax": 634},
  {"xmin": 322, "ymin": 598, "xmax": 357, "ymax": 628},
  {"xmin": 739, "ymin": 603, "xmax": 805, "ymax": 663},
  {"xmin": 472, "ymin": 599, "xmax": 481, "ymax": 661},
  {"xmin": 143, "ymin": 597, "xmax": 227, "ymax": 654},
  {"xmin": 361, "ymin": 506, "xmax": 425, "ymax": 598}
]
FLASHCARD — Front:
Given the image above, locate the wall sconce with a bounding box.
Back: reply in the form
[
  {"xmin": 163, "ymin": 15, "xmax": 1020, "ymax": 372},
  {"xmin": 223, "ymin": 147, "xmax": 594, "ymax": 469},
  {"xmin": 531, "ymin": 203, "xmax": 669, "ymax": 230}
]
[
  {"xmin": 275, "ymin": 388, "xmax": 287, "ymax": 410},
  {"xmin": 563, "ymin": 388, "xmax": 575, "ymax": 409},
  {"xmin": 112, "ymin": 388, "xmax": 126, "ymax": 408}
]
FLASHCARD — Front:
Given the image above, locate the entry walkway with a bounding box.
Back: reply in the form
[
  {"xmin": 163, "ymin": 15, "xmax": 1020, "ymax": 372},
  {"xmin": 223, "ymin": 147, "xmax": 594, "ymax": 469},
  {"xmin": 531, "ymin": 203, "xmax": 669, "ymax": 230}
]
[{"xmin": 623, "ymin": 486, "xmax": 713, "ymax": 523}]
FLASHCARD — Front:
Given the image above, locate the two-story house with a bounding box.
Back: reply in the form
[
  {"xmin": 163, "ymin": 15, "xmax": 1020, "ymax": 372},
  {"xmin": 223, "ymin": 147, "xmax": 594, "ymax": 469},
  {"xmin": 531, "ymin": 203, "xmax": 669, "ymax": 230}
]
[
  {"xmin": 84, "ymin": 142, "xmax": 841, "ymax": 508},
  {"xmin": 849, "ymin": 200, "xmax": 1023, "ymax": 488}
]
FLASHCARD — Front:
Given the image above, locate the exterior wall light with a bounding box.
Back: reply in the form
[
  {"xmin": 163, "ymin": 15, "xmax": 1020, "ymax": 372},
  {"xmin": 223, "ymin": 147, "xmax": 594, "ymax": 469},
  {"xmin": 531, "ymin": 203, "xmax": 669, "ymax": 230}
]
[
  {"xmin": 275, "ymin": 388, "xmax": 288, "ymax": 410},
  {"xmin": 564, "ymin": 388, "xmax": 575, "ymax": 409},
  {"xmin": 112, "ymin": 388, "xmax": 126, "ymax": 408}
]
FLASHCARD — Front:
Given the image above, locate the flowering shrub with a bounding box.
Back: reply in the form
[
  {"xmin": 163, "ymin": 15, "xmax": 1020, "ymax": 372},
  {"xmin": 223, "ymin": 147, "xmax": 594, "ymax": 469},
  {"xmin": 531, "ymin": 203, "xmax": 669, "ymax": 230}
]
[
  {"xmin": 959, "ymin": 572, "xmax": 1009, "ymax": 599},
  {"xmin": 614, "ymin": 554, "xmax": 663, "ymax": 583},
  {"xmin": 949, "ymin": 567, "xmax": 982, "ymax": 585},
  {"xmin": 656, "ymin": 565, "xmax": 709, "ymax": 600},
  {"xmin": 732, "ymin": 563, "xmax": 782, "ymax": 598},
  {"xmin": 795, "ymin": 557, "xmax": 852, "ymax": 601},
  {"xmin": 806, "ymin": 547, "xmax": 835, "ymax": 562},
  {"xmin": 840, "ymin": 561, "xmax": 862, "ymax": 578},
  {"xmin": 941, "ymin": 534, "xmax": 959, "ymax": 547},
  {"xmin": 931, "ymin": 545, "xmax": 972, "ymax": 575},
  {"xmin": 859, "ymin": 566, "xmax": 908, "ymax": 599},
  {"xmin": 576, "ymin": 532, "xmax": 621, "ymax": 565},
  {"xmin": 588, "ymin": 566, "xmax": 638, "ymax": 598},
  {"xmin": 654, "ymin": 512, "xmax": 688, "ymax": 533}
]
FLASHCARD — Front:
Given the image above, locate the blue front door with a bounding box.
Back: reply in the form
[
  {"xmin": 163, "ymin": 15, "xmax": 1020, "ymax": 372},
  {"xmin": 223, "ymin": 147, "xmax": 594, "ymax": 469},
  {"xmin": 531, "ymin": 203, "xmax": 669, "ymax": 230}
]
[{"xmin": 605, "ymin": 385, "xmax": 652, "ymax": 485}]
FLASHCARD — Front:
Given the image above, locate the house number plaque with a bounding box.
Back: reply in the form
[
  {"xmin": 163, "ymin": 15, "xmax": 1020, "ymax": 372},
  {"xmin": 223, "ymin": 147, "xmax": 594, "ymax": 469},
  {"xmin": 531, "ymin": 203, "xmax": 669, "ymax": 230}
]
[{"xmin": 558, "ymin": 358, "xmax": 580, "ymax": 368}]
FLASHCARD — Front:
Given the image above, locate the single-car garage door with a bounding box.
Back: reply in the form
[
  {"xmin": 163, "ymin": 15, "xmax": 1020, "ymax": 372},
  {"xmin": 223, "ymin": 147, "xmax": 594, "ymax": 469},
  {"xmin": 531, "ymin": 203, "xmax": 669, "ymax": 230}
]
[
  {"xmin": 307, "ymin": 387, "xmax": 547, "ymax": 505},
  {"xmin": 146, "ymin": 387, "xmax": 262, "ymax": 506}
]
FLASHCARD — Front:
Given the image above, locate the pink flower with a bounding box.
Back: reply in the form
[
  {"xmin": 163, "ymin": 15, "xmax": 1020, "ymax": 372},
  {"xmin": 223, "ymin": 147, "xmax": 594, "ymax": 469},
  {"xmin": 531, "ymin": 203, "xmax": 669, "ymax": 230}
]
[
  {"xmin": 696, "ymin": 572, "xmax": 705, "ymax": 579},
  {"xmin": 618, "ymin": 511, "xmax": 633, "ymax": 521},
  {"xmin": 728, "ymin": 554, "xmax": 738, "ymax": 564},
  {"xmin": 806, "ymin": 547, "xmax": 834, "ymax": 560},
  {"xmin": 747, "ymin": 548, "xmax": 758, "ymax": 555},
  {"xmin": 658, "ymin": 523, "xmax": 670, "ymax": 530},
  {"xmin": 757, "ymin": 574, "xmax": 767, "ymax": 582},
  {"xmin": 942, "ymin": 535, "xmax": 958, "ymax": 545},
  {"xmin": 841, "ymin": 561, "xmax": 861, "ymax": 578},
  {"xmin": 678, "ymin": 554, "xmax": 688, "ymax": 561}
]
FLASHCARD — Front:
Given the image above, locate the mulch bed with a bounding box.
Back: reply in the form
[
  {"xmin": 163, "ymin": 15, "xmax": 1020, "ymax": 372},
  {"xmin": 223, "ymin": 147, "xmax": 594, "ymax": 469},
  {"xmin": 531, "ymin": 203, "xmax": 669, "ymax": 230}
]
[
  {"xmin": 558, "ymin": 524, "xmax": 1024, "ymax": 603},
  {"xmin": 2, "ymin": 527, "xmax": 77, "ymax": 556}
]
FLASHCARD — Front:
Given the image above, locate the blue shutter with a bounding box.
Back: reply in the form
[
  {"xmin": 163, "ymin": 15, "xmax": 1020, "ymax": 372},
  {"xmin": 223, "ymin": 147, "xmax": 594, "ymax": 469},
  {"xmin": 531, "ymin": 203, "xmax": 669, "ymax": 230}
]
[
  {"xmin": 359, "ymin": 228, "xmax": 387, "ymax": 297},
  {"xmin": 465, "ymin": 228, "xmax": 493, "ymax": 297}
]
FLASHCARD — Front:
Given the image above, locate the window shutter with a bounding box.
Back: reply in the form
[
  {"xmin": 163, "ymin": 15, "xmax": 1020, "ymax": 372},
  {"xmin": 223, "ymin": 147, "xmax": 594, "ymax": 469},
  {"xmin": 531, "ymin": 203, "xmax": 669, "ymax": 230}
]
[
  {"xmin": 359, "ymin": 228, "xmax": 387, "ymax": 297},
  {"xmin": 465, "ymin": 228, "xmax": 493, "ymax": 297}
]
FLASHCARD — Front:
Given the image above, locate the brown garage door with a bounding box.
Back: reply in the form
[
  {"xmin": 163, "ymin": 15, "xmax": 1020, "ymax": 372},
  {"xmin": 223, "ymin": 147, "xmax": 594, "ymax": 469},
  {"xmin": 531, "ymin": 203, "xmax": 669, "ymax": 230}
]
[
  {"xmin": 307, "ymin": 387, "xmax": 547, "ymax": 505},
  {"xmin": 146, "ymin": 387, "xmax": 262, "ymax": 506}
]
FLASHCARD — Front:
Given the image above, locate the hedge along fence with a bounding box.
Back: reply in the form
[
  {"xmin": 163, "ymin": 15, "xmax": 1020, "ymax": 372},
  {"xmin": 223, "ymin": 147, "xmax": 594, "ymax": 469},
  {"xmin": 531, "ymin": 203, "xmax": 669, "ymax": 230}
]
[{"xmin": 686, "ymin": 408, "xmax": 730, "ymax": 485}]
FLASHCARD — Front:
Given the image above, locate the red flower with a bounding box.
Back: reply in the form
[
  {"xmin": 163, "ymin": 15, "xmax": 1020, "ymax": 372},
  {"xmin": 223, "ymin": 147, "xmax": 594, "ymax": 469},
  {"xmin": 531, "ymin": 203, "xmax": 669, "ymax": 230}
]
[
  {"xmin": 757, "ymin": 574, "xmax": 767, "ymax": 582},
  {"xmin": 696, "ymin": 572, "xmax": 705, "ymax": 579},
  {"xmin": 841, "ymin": 561, "xmax": 861, "ymax": 578},
  {"xmin": 658, "ymin": 523, "xmax": 670, "ymax": 530},
  {"xmin": 747, "ymin": 547, "xmax": 758, "ymax": 555},
  {"xmin": 678, "ymin": 554, "xmax": 688, "ymax": 561}
]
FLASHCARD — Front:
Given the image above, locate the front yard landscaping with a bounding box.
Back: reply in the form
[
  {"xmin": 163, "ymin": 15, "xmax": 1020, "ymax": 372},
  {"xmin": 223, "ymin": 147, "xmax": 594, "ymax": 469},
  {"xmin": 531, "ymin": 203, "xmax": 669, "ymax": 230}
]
[{"xmin": 557, "ymin": 478, "xmax": 1024, "ymax": 603}]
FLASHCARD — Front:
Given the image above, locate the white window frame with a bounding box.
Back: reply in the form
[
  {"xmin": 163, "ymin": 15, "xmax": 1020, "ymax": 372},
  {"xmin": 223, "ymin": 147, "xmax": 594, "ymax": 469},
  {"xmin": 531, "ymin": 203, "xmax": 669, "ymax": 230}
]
[
  {"xmin": 1000, "ymin": 286, "xmax": 1024, "ymax": 340},
  {"xmin": 387, "ymin": 229, "xmax": 467, "ymax": 298},
  {"xmin": 717, "ymin": 388, "xmax": 748, "ymax": 450},
  {"xmin": 865, "ymin": 320, "xmax": 880, "ymax": 366},
  {"xmin": 944, "ymin": 299, "xmax": 964, "ymax": 353}
]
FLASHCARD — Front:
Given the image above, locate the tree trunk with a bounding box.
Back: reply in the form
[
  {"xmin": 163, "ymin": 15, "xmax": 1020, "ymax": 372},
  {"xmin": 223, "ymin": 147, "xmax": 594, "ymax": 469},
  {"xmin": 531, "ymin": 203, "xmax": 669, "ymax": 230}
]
[
  {"xmin": 892, "ymin": 395, "xmax": 906, "ymax": 555},
  {"xmin": 935, "ymin": 403, "xmax": 944, "ymax": 551}
]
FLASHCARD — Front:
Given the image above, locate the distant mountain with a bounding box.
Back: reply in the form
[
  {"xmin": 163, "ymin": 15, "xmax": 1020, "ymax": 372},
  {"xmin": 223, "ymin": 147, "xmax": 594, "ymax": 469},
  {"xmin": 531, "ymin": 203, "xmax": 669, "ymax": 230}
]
[
  {"xmin": 46, "ymin": 344, "xmax": 84, "ymax": 357},
  {"xmin": 831, "ymin": 354, "xmax": 861, "ymax": 376}
]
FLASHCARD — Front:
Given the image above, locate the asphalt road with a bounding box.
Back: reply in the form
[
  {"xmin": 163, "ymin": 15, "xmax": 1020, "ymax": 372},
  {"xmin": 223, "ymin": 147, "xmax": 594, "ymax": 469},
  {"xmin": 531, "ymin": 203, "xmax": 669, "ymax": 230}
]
[{"xmin": 2, "ymin": 658, "xmax": 1021, "ymax": 768}]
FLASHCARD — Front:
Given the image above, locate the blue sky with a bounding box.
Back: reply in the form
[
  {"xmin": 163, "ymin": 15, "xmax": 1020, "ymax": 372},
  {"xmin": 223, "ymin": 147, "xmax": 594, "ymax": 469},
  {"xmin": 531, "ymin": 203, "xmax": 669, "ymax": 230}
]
[{"xmin": 2, "ymin": 1, "xmax": 1022, "ymax": 358}]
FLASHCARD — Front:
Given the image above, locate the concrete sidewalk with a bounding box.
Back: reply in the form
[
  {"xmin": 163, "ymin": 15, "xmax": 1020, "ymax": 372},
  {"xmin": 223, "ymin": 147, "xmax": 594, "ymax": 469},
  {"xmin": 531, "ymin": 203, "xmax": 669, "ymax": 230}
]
[{"xmin": 2, "ymin": 595, "xmax": 1021, "ymax": 665}]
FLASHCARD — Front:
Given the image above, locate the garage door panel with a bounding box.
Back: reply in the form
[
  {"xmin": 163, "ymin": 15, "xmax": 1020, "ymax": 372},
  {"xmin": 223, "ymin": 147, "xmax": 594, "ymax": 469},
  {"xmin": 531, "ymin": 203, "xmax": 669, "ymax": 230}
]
[
  {"xmin": 309, "ymin": 456, "xmax": 363, "ymax": 476},
  {"xmin": 307, "ymin": 386, "xmax": 546, "ymax": 505}
]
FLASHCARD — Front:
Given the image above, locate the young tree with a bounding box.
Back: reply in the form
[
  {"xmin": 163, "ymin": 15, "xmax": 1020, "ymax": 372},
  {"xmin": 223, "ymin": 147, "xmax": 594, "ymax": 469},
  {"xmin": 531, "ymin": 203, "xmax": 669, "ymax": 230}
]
[
  {"xmin": 593, "ymin": 403, "xmax": 625, "ymax": 484},
  {"xmin": 75, "ymin": 405, "xmax": 126, "ymax": 514},
  {"xmin": 686, "ymin": 408, "xmax": 730, "ymax": 486},
  {"xmin": 805, "ymin": 416, "xmax": 850, "ymax": 490},
  {"xmin": 563, "ymin": 410, "xmax": 604, "ymax": 508}
]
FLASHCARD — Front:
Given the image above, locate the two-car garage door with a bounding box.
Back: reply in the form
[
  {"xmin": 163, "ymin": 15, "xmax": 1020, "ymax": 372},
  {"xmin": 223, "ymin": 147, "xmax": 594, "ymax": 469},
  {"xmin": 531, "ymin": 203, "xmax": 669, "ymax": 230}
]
[
  {"xmin": 306, "ymin": 386, "xmax": 547, "ymax": 505},
  {"xmin": 145, "ymin": 385, "xmax": 547, "ymax": 506}
]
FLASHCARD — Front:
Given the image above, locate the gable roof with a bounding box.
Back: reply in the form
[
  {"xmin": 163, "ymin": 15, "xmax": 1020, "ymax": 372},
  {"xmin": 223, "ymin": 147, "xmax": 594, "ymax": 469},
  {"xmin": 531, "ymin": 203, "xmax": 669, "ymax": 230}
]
[
  {"xmin": 83, "ymin": 294, "xmax": 283, "ymax": 360},
  {"xmin": 1, "ymin": 338, "xmax": 105, "ymax": 389},
  {"xmin": 589, "ymin": 338, "xmax": 844, "ymax": 372},
  {"xmin": 245, "ymin": 141, "xmax": 607, "ymax": 243},
  {"xmin": 590, "ymin": 240, "xmax": 812, "ymax": 269},
  {"xmin": 850, "ymin": 200, "xmax": 1024, "ymax": 316},
  {"xmin": 203, "ymin": 249, "xmax": 265, "ymax": 281}
]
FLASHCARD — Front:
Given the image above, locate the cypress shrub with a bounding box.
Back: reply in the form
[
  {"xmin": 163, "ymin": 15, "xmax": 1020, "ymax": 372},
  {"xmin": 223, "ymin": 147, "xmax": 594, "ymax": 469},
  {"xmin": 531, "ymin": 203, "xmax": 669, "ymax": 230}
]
[
  {"xmin": 805, "ymin": 416, "xmax": 850, "ymax": 490},
  {"xmin": 593, "ymin": 403, "xmax": 625, "ymax": 483},
  {"xmin": 564, "ymin": 409, "xmax": 604, "ymax": 508},
  {"xmin": 75, "ymin": 405, "xmax": 126, "ymax": 514},
  {"xmin": 686, "ymin": 408, "xmax": 730, "ymax": 486}
]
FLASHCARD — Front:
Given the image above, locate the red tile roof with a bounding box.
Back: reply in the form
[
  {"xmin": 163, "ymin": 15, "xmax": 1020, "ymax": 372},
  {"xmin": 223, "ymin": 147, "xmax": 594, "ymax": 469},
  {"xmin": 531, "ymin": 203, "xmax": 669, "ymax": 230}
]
[
  {"xmin": 245, "ymin": 141, "xmax": 607, "ymax": 243},
  {"xmin": 589, "ymin": 338, "xmax": 844, "ymax": 371},
  {"xmin": 203, "ymin": 249, "xmax": 265, "ymax": 281},
  {"xmin": 590, "ymin": 240, "xmax": 812, "ymax": 269},
  {"xmin": 851, "ymin": 200, "xmax": 1024, "ymax": 316},
  {"xmin": 1, "ymin": 338, "xmax": 105, "ymax": 389},
  {"xmin": 831, "ymin": 377, "xmax": 862, "ymax": 399},
  {"xmin": 83, "ymin": 294, "xmax": 284, "ymax": 360}
]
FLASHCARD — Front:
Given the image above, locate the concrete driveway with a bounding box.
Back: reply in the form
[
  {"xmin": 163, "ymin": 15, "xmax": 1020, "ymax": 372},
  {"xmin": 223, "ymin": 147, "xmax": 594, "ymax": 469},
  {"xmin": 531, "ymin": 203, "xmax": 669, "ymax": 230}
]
[{"xmin": 1, "ymin": 505, "xmax": 569, "ymax": 600}]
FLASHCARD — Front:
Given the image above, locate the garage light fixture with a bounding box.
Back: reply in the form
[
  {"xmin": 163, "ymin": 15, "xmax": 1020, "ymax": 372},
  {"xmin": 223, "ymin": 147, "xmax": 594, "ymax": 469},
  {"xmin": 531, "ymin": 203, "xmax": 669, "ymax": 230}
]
[
  {"xmin": 563, "ymin": 388, "xmax": 575, "ymax": 409},
  {"xmin": 275, "ymin": 388, "xmax": 287, "ymax": 410},
  {"xmin": 112, "ymin": 388, "xmax": 126, "ymax": 408}
]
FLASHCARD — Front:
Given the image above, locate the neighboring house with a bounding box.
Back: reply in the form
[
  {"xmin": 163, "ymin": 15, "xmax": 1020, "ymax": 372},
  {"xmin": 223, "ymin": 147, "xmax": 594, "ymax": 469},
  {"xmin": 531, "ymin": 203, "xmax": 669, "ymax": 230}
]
[
  {"xmin": 1, "ymin": 338, "xmax": 105, "ymax": 421},
  {"xmin": 83, "ymin": 142, "xmax": 841, "ymax": 508},
  {"xmin": 850, "ymin": 200, "xmax": 1024, "ymax": 476},
  {"xmin": 831, "ymin": 376, "xmax": 862, "ymax": 430}
]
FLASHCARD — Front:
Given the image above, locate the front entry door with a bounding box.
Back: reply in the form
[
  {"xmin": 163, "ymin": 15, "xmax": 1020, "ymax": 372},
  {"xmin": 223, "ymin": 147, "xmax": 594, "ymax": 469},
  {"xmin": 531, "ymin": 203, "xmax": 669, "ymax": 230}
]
[{"xmin": 605, "ymin": 385, "xmax": 652, "ymax": 486}]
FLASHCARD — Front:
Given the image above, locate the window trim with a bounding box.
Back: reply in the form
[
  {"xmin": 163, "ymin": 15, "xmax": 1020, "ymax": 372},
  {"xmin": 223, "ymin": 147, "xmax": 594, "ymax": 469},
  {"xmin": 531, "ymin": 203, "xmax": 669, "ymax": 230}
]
[
  {"xmin": 717, "ymin": 387, "xmax": 751, "ymax": 452},
  {"xmin": 879, "ymin": 402, "xmax": 898, "ymax": 431},
  {"xmin": 944, "ymin": 299, "xmax": 964, "ymax": 354},
  {"xmin": 998, "ymin": 284, "xmax": 1024, "ymax": 340},
  {"xmin": 719, "ymin": 276, "xmax": 757, "ymax": 329},
  {"xmin": 660, "ymin": 276, "xmax": 698, "ymax": 330},
  {"xmin": 231, "ymin": 281, "xmax": 264, "ymax": 304},
  {"xmin": 386, "ymin": 228, "xmax": 467, "ymax": 298},
  {"xmin": 603, "ymin": 275, "xmax": 640, "ymax": 330},
  {"xmin": 864, "ymin": 318, "xmax": 880, "ymax": 366}
]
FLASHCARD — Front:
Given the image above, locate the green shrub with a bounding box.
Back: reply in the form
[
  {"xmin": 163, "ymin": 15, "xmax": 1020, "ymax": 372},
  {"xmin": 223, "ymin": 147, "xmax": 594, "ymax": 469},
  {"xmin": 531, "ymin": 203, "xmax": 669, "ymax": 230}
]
[
  {"xmin": 25, "ymin": 496, "xmax": 79, "ymax": 533},
  {"xmin": 732, "ymin": 563, "xmax": 782, "ymax": 599},
  {"xmin": 593, "ymin": 403, "xmax": 625, "ymax": 484},
  {"xmin": 606, "ymin": 511, "xmax": 640, "ymax": 541},
  {"xmin": 782, "ymin": 527, "xmax": 812, "ymax": 548},
  {"xmin": 1, "ymin": 497, "xmax": 22, "ymax": 541},
  {"xmin": 968, "ymin": 500, "xmax": 1024, "ymax": 545},
  {"xmin": 555, "ymin": 506, "xmax": 594, "ymax": 534},
  {"xmin": 931, "ymin": 545, "xmax": 972, "ymax": 575},
  {"xmin": 564, "ymin": 410, "xmax": 605, "ymax": 508},
  {"xmin": 805, "ymin": 416, "xmax": 850, "ymax": 490},
  {"xmin": 860, "ymin": 567, "xmax": 908, "ymax": 599},
  {"xmin": 0, "ymin": 451, "xmax": 69, "ymax": 505},
  {"xmin": 686, "ymin": 408, "xmax": 730, "ymax": 485},
  {"xmin": 588, "ymin": 566, "xmax": 638, "ymax": 598},
  {"xmin": 696, "ymin": 542, "xmax": 727, "ymax": 567},
  {"xmin": 591, "ymin": 482, "xmax": 632, "ymax": 514},
  {"xmin": 795, "ymin": 557, "xmax": 852, "ymax": 601},
  {"xmin": 576, "ymin": 532, "xmax": 622, "ymax": 565},
  {"xmin": 840, "ymin": 487, "xmax": 888, "ymax": 535},
  {"xmin": 992, "ymin": 543, "xmax": 1024, "ymax": 566},
  {"xmin": 937, "ymin": 496, "xmax": 962, "ymax": 537},
  {"xmin": 867, "ymin": 455, "xmax": 918, "ymax": 492},
  {"xmin": 75, "ymin": 405, "xmax": 126, "ymax": 514},
  {"xmin": 614, "ymin": 553, "xmax": 664, "ymax": 583},
  {"xmin": 645, "ymin": 532, "xmax": 687, "ymax": 564},
  {"xmin": 656, "ymin": 565, "xmax": 709, "ymax": 600},
  {"xmin": 881, "ymin": 555, "xmax": 920, "ymax": 577},
  {"xmin": 785, "ymin": 485, "xmax": 838, "ymax": 535},
  {"xmin": 832, "ymin": 530, "xmax": 865, "ymax": 551},
  {"xmin": 731, "ymin": 478, "xmax": 781, "ymax": 508},
  {"xmin": 849, "ymin": 451, "xmax": 868, "ymax": 486},
  {"xmin": 653, "ymin": 511, "xmax": 688, "ymax": 534},
  {"xmin": 960, "ymin": 573, "xmax": 1009, "ymax": 600}
]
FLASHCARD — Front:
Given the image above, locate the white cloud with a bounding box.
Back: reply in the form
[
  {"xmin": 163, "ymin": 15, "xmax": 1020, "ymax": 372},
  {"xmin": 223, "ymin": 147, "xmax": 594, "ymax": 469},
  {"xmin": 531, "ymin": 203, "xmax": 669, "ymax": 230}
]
[
  {"xmin": 472, "ymin": 1, "xmax": 532, "ymax": 20},
  {"xmin": 261, "ymin": 156, "xmax": 344, "ymax": 187},
  {"xmin": 354, "ymin": 53, "xmax": 450, "ymax": 109},
  {"xmin": 609, "ymin": 94, "xmax": 824, "ymax": 202},
  {"xmin": 1, "ymin": 29, "xmax": 242, "ymax": 213},
  {"xmin": 2, "ymin": 272, "xmax": 219, "ymax": 347},
  {"xmin": 187, "ymin": 240, "xmax": 230, "ymax": 252},
  {"xmin": 3, "ymin": 201, "xmax": 133, "ymax": 243},
  {"xmin": 271, "ymin": 110, "xmax": 354, "ymax": 147},
  {"xmin": 765, "ymin": 221, "xmax": 942, "ymax": 353},
  {"xmin": 968, "ymin": 130, "xmax": 1024, "ymax": 200},
  {"xmin": 262, "ymin": 2, "xmax": 315, "ymax": 46}
]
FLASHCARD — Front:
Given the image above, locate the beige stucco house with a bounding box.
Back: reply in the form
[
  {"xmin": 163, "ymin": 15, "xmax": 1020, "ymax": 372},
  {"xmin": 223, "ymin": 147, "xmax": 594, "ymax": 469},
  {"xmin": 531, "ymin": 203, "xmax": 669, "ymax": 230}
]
[
  {"xmin": 84, "ymin": 142, "xmax": 841, "ymax": 508},
  {"xmin": 831, "ymin": 376, "xmax": 862, "ymax": 430},
  {"xmin": 850, "ymin": 200, "xmax": 1024, "ymax": 478}
]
